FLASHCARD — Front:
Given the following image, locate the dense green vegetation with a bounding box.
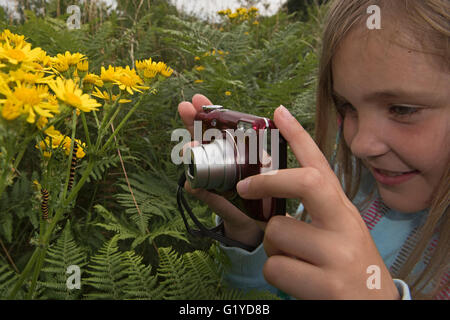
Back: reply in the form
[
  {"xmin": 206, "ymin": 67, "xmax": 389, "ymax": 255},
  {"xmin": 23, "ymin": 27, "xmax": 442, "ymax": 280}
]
[{"xmin": 0, "ymin": 0, "xmax": 326, "ymax": 299}]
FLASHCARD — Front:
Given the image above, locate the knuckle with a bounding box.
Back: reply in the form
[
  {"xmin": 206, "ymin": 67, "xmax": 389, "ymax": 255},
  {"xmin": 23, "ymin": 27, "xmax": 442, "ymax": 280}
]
[
  {"xmin": 327, "ymin": 277, "xmax": 346, "ymax": 298},
  {"xmin": 333, "ymin": 241, "xmax": 358, "ymax": 267},
  {"xmin": 300, "ymin": 167, "xmax": 323, "ymax": 189},
  {"xmin": 265, "ymin": 215, "xmax": 285, "ymax": 242}
]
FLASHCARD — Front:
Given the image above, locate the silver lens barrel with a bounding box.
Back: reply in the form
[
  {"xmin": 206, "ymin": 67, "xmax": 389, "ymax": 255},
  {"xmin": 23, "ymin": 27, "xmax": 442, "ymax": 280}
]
[{"xmin": 184, "ymin": 137, "xmax": 238, "ymax": 191}]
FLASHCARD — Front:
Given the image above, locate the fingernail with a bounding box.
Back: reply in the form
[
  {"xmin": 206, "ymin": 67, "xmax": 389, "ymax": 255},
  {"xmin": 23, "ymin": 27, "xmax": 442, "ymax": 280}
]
[
  {"xmin": 236, "ymin": 177, "xmax": 251, "ymax": 195},
  {"xmin": 279, "ymin": 105, "xmax": 293, "ymax": 120}
]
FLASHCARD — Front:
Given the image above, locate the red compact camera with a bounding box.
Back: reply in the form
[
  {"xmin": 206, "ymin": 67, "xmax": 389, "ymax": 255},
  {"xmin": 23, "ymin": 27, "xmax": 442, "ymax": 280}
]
[{"xmin": 183, "ymin": 105, "xmax": 287, "ymax": 221}]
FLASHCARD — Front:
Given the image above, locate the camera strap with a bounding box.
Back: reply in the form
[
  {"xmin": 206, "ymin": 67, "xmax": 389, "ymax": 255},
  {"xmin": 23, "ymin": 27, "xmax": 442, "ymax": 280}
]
[{"xmin": 177, "ymin": 173, "xmax": 257, "ymax": 252}]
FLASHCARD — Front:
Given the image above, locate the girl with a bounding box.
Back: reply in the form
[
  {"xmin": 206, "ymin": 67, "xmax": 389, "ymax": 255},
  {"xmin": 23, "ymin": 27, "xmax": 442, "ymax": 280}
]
[{"xmin": 178, "ymin": 0, "xmax": 449, "ymax": 299}]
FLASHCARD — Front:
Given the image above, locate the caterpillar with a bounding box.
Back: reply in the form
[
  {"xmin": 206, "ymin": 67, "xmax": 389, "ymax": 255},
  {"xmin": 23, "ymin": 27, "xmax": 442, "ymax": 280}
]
[
  {"xmin": 67, "ymin": 143, "xmax": 78, "ymax": 191},
  {"xmin": 41, "ymin": 188, "xmax": 49, "ymax": 220}
]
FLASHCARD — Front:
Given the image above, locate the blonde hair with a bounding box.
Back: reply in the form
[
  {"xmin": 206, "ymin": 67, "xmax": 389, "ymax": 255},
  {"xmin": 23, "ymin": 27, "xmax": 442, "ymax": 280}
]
[{"xmin": 314, "ymin": 0, "xmax": 449, "ymax": 299}]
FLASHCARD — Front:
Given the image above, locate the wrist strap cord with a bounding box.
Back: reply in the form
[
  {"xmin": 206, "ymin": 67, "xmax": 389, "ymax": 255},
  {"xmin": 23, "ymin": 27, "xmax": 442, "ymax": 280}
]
[{"xmin": 177, "ymin": 173, "xmax": 256, "ymax": 252}]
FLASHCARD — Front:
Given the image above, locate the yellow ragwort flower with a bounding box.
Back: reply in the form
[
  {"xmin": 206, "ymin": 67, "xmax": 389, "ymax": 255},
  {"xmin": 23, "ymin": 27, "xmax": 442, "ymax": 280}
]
[
  {"xmin": 49, "ymin": 77, "xmax": 101, "ymax": 113},
  {"xmin": 82, "ymin": 73, "xmax": 104, "ymax": 87},
  {"xmin": 0, "ymin": 82, "xmax": 60, "ymax": 123},
  {"xmin": 92, "ymin": 87, "xmax": 132, "ymax": 104},
  {"xmin": 51, "ymin": 51, "xmax": 86, "ymax": 73},
  {"xmin": 114, "ymin": 66, "xmax": 149, "ymax": 95},
  {"xmin": 100, "ymin": 65, "xmax": 119, "ymax": 83},
  {"xmin": 8, "ymin": 69, "xmax": 54, "ymax": 85},
  {"xmin": 0, "ymin": 40, "xmax": 40, "ymax": 65},
  {"xmin": 135, "ymin": 58, "xmax": 173, "ymax": 79},
  {"xmin": 77, "ymin": 60, "xmax": 89, "ymax": 72},
  {"xmin": 0, "ymin": 29, "xmax": 27, "ymax": 47}
]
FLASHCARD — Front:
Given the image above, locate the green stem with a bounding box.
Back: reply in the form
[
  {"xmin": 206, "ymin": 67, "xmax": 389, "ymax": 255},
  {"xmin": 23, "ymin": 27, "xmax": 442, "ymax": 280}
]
[
  {"xmin": 95, "ymin": 97, "xmax": 121, "ymax": 149},
  {"xmin": 99, "ymin": 95, "xmax": 144, "ymax": 154},
  {"xmin": 26, "ymin": 248, "xmax": 46, "ymax": 299},
  {"xmin": 7, "ymin": 248, "xmax": 40, "ymax": 299},
  {"xmin": 61, "ymin": 110, "xmax": 78, "ymax": 201},
  {"xmin": 81, "ymin": 112, "xmax": 92, "ymax": 150},
  {"xmin": 42, "ymin": 158, "xmax": 95, "ymax": 245}
]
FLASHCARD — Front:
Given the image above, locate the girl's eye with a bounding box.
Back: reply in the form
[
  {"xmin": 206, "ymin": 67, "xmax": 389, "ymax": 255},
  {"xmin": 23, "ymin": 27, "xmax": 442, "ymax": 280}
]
[{"xmin": 389, "ymin": 105, "xmax": 420, "ymax": 118}]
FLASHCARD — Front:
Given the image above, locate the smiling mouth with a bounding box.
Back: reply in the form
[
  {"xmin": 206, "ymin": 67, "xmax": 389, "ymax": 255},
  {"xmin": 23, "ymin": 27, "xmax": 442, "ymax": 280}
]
[
  {"xmin": 370, "ymin": 167, "xmax": 421, "ymax": 186},
  {"xmin": 375, "ymin": 168, "xmax": 419, "ymax": 177}
]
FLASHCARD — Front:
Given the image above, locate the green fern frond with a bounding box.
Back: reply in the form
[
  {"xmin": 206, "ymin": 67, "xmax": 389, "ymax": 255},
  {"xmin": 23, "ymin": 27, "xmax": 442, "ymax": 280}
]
[
  {"xmin": 94, "ymin": 204, "xmax": 140, "ymax": 240},
  {"xmin": 84, "ymin": 236, "xmax": 127, "ymax": 299},
  {"xmin": 156, "ymin": 247, "xmax": 189, "ymax": 300},
  {"xmin": 120, "ymin": 250, "xmax": 162, "ymax": 299},
  {"xmin": 39, "ymin": 221, "xmax": 87, "ymax": 300},
  {"xmin": 0, "ymin": 263, "xmax": 25, "ymax": 299}
]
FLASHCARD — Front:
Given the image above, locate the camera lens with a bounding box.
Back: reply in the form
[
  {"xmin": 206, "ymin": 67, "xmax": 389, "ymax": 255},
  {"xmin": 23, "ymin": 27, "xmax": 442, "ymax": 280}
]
[{"xmin": 184, "ymin": 137, "xmax": 238, "ymax": 191}]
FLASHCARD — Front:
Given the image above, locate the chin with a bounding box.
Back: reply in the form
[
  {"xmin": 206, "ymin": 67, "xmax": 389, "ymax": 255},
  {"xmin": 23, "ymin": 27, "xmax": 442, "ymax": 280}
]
[{"xmin": 377, "ymin": 188, "xmax": 430, "ymax": 213}]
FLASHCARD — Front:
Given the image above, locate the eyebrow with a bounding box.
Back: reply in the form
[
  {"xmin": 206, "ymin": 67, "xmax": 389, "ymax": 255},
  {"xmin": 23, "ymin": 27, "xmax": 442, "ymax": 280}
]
[{"xmin": 332, "ymin": 89, "xmax": 436, "ymax": 104}]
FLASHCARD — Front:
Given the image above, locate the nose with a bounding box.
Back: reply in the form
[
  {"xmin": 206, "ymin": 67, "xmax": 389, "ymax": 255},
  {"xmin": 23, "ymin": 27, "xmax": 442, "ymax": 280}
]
[{"xmin": 346, "ymin": 117, "xmax": 390, "ymax": 159}]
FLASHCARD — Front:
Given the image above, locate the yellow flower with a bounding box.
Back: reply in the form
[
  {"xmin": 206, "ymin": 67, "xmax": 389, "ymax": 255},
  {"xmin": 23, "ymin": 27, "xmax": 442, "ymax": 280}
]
[
  {"xmin": 36, "ymin": 132, "xmax": 86, "ymax": 159},
  {"xmin": 194, "ymin": 56, "xmax": 200, "ymax": 61},
  {"xmin": 77, "ymin": 60, "xmax": 89, "ymax": 72},
  {"xmin": 194, "ymin": 79, "xmax": 204, "ymax": 84},
  {"xmin": 237, "ymin": 8, "xmax": 248, "ymax": 15},
  {"xmin": 92, "ymin": 87, "xmax": 131, "ymax": 104},
  {"xmin": 160, "ymin": 66, "xmax": 173, "ymax": 77},
  {"xmin": 0, "ymin": 41, "xmax": 40, "ymax": 65},
  {"xmin": 49, "ymin": 78, "xmax": 101, "ymax": 113},
  {"xmin": 51, "ymin": 51, "xmax": 86, "ymax": 74},
  {"xmin": 100, "ymin": 65, "xmax": 118, "ymax": 83},
  {"xmin": 136, "ymin": 59, "xmax": 173, "ymax": 79},
  {"xmin": 195, "ymin": 66, "xmax": 205, "ymax": 72},
  {"xmin": 53, "ymin": 51, "xmax": 86, "ymax": 66},
  {"xmin": 8, "ymin": 69, "xmax": 54, "ymax": 85},
  {"xmin": 75, "ymin": 142, "xmax": 86, "ymax": 159},
  {"xmin": 36, "ymin": 116, "xmax": 48, "ymax": 130},
  {"xmin": 228, "ymin": 13, "xmax": 238, "ymax": 19},
  {"xmin": 225, "ymin": 91, "xmax": 232, "ymax": 96},
  {"xmin": 82, "ymin": 73, "xmax": 104, "ymax": 87},
  {"xmin": 34, "ymin": 47, "xmax": 52, "ymax": 67},
  {"xmin": 1, "ymin": 99, "xmax": 21, "ymax": 120},
  {"xmin": 44, "ymin": 125, "xmax": 62, "ymax": 137},
  {"xmin": 0, "ymin": 83, "xmax": 60, "ymax": 123},
  {"xmin": 0, "ymin": 29, "xmax": 27, "ymax": 47},
  {"xmin": 114, "ymin": 66, "xmax": 149, "ymax": 95}
]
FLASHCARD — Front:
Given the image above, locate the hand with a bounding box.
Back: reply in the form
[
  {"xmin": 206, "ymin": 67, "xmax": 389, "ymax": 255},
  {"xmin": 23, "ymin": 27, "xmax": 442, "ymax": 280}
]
[
  {"xmin": 236, "ymin": 105, "xmax": 400, "ymax": 299},
  {"xmin": 178, "ymin": 94, "xmax": 263, "ymax": 247}
]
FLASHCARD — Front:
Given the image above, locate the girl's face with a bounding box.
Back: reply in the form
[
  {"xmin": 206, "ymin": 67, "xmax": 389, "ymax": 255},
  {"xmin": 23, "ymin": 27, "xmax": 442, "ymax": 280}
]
[{"xmin": 332, "ymin": 27, "xmax": 450, "ymax": 213}]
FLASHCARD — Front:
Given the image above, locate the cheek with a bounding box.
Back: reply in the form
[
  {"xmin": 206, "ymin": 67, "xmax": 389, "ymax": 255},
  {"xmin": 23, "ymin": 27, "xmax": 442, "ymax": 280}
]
[{"xmin": 342, "ymin": 117, "xmax": 357, "ymax": 148}]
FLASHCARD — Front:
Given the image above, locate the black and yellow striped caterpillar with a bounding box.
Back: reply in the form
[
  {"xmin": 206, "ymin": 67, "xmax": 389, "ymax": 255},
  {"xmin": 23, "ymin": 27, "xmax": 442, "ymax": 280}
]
[
  {"xmin": 41, "ymin": 188, "xmax": 49, "ymax": 220},
  {"xmin": 67, "ymin": 143, "xmax": 78, "ymax": 191}
]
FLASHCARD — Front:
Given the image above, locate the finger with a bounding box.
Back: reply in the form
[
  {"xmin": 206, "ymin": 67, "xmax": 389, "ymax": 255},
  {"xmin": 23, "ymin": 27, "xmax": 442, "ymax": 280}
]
[
  {"xmin": 178, "ymin": 101, "xmax": 197, "ymax": 137},
  {"xmin": 263, "ymin": 215, "xmax": 329, "ymax": 266},
  {"xmin": 192, "ymin": 93, "xmax": 213, "ymax": 109},
  {"xmin": 178, "ymin": 94, "xmax": 213, "ymax": 137},
  {"xmin": 236, "ymin": 168, "xmax": 346, "ymax": 228},
  {"xmin": 274, "ymin": 106, "xmax": 334, "ymax": 176},
  {"xmin": 263, "ymin": 255, "xmax": 328, "ymax": 300}
]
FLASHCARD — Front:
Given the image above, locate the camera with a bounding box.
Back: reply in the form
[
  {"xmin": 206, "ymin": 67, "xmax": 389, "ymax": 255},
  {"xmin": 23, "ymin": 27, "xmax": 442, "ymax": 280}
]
[{"xmin": 183, "ymin": 105, "xmax": 287, "ymax": 221}]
